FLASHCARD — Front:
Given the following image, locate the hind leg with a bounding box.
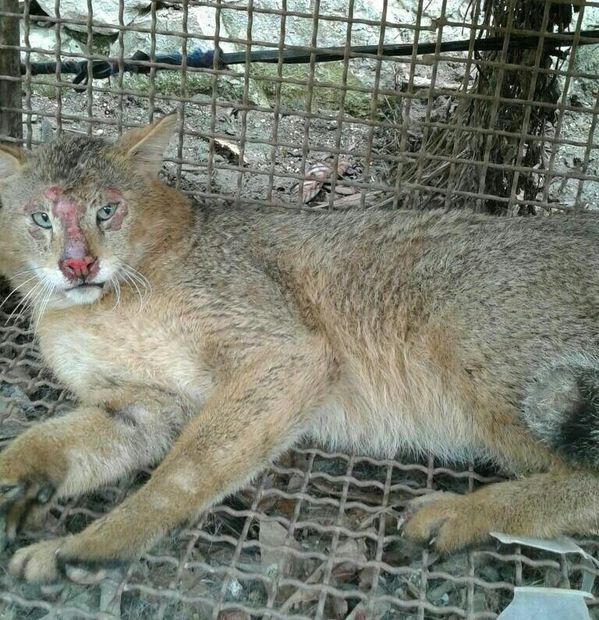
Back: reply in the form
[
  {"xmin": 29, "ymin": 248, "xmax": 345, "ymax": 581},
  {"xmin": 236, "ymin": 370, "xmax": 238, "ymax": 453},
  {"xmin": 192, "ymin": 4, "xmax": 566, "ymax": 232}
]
[
  {"xmin": 403, "ymin": 414, "xmax": 593, "ymax": 552},
  {"xmin": 403, "ymin": 468, "xmax": 599, "ymax": 551},
  {"xmin": 403, "ymin": 393, "xmax": 591, "ymax": 552}
]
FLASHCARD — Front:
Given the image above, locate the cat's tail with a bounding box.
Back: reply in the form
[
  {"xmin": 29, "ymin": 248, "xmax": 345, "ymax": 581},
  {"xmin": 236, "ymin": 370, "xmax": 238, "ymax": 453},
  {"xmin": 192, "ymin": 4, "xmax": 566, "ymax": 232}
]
[{"xmin": 522, "ymin": 354, "xmax": 599, "ymax": 468}]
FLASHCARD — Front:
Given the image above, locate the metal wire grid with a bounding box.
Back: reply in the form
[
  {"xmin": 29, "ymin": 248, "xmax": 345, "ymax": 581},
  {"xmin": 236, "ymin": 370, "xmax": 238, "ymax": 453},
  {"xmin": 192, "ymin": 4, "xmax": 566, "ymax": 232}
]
[
  {"xmin": 1, "ymin": 302, "xmax": 599, "ymax": 619},
  {"xmin": 1, "ymin": 0, "xmax": 599, "ymax": 617},
  {"xmin": 0, "ymin": 295, "xmax": 599, "ymax": 615},
  {"xmin": 0, "ymin": 0, "xmax": 597, "ymax": 213}
]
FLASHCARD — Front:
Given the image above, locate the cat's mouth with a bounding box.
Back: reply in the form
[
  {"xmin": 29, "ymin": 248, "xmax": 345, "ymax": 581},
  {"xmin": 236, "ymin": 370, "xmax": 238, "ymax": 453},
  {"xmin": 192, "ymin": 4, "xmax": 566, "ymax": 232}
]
[
  {"xmin": 65, "ymin": 282, "xmax": 105, "ymax": 292},
  {"xmin": 61, "ymin": 281, "xmax": 106, "ymax": 306}
]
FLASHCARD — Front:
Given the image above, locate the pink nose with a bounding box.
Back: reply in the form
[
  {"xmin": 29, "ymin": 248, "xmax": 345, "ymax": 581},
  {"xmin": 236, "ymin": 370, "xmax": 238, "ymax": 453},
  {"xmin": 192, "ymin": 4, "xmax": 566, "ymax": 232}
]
[{"xmin": 59, "ymin": 256, "xmax": 98, "ymax": 281}]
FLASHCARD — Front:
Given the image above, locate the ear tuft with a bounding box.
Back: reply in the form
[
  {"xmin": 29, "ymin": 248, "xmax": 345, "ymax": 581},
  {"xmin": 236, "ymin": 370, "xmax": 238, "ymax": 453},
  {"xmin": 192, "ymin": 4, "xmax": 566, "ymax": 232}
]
[
  {"xmin": 117, "ymin": 115, "xmax": 178, "ymax": 176},
  {"xmin": 0, "ymin": 144, "xmax": 26, "ymax": 181}
]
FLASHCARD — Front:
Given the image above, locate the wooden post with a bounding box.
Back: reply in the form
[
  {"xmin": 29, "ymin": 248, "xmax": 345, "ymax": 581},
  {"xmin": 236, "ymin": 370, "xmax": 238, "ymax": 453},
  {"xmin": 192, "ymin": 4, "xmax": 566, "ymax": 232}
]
[{"xmin": 0, "ymin": 0, "xmax": 22, "ymax": 141}]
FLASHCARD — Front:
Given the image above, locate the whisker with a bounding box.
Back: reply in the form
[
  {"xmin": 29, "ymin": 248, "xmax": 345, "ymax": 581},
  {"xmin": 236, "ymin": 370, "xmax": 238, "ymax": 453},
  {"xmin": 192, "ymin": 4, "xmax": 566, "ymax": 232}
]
[
  {"xmin": 115, "ymin": 277, "xmax": 122, "ymax": 310},
  {"xmin": 34, "ymin": 282, "xmax": 55, "ymax": 333},
  {"xmin": 0, "ymin": 274, "xmax": 40, "ymax": 313},
  {"xmin": 120, "ymin": 264, "xmax": 151, "ymax": 308},
  {"xmin": 23, "ymin": 283, "xmax": 52, "ymax": 355},
  {"xmin": 8, "ymin": 266, "xmax": 41, "ymax": 279},
  {"xmin": 128, "ymin": 266, "xmax": 153, "ymax": 296},
  {"xmin": 5, "ymin": 279, "xmax": 44, "ymax": 326},
  {"xmin": 31, "ymin": 283, "xmax": 49, "ymax": 333},
  {"xmin": 109, "ymin": 275, "xmax": 122, "ymax": 311},
  {"xmin": 121, "ymin": 271, "xmax": 144, "ymax": 312},
  {"xmin": 21, "ymin": 281, "xmax": 49, "ymax": 325}
]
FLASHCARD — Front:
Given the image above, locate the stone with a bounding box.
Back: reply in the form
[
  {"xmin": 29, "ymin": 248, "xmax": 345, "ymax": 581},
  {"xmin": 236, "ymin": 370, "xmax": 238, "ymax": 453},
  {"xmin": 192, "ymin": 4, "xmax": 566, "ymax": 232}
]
[
  {"xmin": 21, "ymin": 24, "xmax": 83, "ymax": 61},
  {"xmin": 28, "ymin": 0, "xmax": 595, "ymax": 115},
  {"xmin": 35, "ymin": 0, "xmax": 150, "ymax": 35},
  {"xmin": 110, "ymin": 6, "xmax": 216, "ymax": 55},
  {"xmin": 110, "ymin": 6, "xmax": 269, "ymax": 107}
]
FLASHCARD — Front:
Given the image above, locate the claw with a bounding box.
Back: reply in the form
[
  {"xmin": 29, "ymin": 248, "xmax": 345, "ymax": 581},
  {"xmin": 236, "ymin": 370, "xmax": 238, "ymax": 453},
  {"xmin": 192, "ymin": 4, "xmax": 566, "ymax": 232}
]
[
  {"xmin": 64, "ymin": 564, "xmax": 107, "ymax": 585},
  {"xmin": 36, "ymin": 484, "xmax": 55, "ymax": 505},
  {"xmin": 0, "ymin": 483, "xmax": 20, "ymax": 494},
  {"xmin": 0, "ymin": 483, "xmax": 25, "ymax": 511},
  {"xmin": 0, "ymin": 480, "xmax": 56, "ymax": 542},
  {"xmin": 6, "ymin": 499, "xmax": 33, "ymax": 542}
]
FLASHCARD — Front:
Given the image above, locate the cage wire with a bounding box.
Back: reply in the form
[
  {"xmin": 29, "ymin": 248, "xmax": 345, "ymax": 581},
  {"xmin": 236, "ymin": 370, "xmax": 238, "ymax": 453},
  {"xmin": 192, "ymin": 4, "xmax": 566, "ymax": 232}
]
[{"xmin": 0, "ymin": 0, "xmax": 599, "ymax": 617}]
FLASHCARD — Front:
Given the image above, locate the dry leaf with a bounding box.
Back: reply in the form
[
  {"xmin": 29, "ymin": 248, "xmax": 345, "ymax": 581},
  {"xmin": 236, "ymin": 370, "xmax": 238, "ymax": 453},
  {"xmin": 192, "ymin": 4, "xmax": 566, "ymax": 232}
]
[
  {"xmin": 358, "ymin": 565, "xmax": 378, "ymax": 591},
  {"xmin": 346, "ymin": 604, "xmax": 369, "ymax": 620},
  {"xmin": 301, "ymin": 179, "xmax": 325, "ymax": 203},
  {"xmin": 306, "ymin": 162, "xmax": 334, "ymax": 181},
  {"xmin": 336, "ymin": 160, "xmax": 349, "ymax": 176},
  {"xmin": 300, "ymin": 162, "xmax": 334, "ymax": 203},
  {"xmin": 333, "ymin": 184, "xmax": 359, "ymax": 196},
  {"xmin": 332, "ymin": 539, "xmax": 368, "ymax": 580},
  {"xmin": 259, "ymin": 518, "xmax": 301, "ymax": 575},
  {"xmin": 213, "ymin": 137, "xmax": 247, "ymax": 166},
  {"xmin": 327, "ymin": 595, "xmax": 348, "ymax": 619}
]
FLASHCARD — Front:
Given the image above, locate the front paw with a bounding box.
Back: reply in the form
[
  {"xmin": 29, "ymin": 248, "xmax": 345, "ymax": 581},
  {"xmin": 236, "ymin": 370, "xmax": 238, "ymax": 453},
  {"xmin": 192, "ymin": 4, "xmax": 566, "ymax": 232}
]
[
  {"xmin": 8, "ymin": 538, "xmax": 65, "ymax": 583},
  {"xmin": 9, "ymin": 537, "xmax": 110, "ymax": 585},
  {"xmin": 0, "ymin": 437, "xmax": 65, "ymax": 541},
  {"xmin": 402, "ymin": 491, "xmax": 492, "ymax": 553}
]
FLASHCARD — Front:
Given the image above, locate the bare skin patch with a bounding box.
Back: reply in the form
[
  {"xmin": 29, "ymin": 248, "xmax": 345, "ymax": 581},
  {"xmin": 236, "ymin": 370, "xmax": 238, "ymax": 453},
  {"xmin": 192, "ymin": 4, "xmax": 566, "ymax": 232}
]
[
  {"xmin": 44, "ymin": 186, "xmax": 63, "ymax": 201},
  {"xmin": 52, "ymin": 199, "xmax": 88, "ymax": 259},
  {"xmin": 105, "ymin": 188, "xmax": 123, "ymax": 203},
  {"xmin": 104, "ymin": 203, "xmax": 128, "ymax": 232},
  {"xmin": 28, "ymin": 225, "xmax": 45, "ymax": 240}
]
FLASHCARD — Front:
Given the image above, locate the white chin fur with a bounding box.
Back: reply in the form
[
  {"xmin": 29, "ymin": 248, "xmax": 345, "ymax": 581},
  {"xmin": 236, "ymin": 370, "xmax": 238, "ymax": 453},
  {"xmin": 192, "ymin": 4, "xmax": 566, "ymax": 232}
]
[{"xmin": 64, "ymin": 286, "xmax": 104, "ymax": 306}]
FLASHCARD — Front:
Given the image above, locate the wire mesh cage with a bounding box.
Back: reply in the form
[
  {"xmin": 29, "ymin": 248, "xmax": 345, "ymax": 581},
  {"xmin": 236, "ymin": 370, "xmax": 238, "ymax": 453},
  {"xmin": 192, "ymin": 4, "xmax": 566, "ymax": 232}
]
[{"xmin": 1, "ymin": 0, "xmax": 599, "ymax": 617}]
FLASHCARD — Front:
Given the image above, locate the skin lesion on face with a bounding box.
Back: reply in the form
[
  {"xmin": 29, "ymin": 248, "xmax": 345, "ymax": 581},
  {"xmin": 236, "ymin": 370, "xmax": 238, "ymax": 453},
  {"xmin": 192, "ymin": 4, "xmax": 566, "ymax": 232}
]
[
  {"xmin": 102, "ymin": 202, "xmax": 128, "ymax": 232},
  {"xmin": 101, "ymin": 188, "xmax": 127, "ymax": 233},
  {"xmin": 28, "ymin": 225, "xmax": 46, "ymax": 241},
  {"xmin": 17, "ymin": 186, "xmax": 133, "ymax": 310},
  {"xmin": 0, "ymin": 117, "xmax": 176, "ymax": 316},
  {"xmin": 43, "ymin": 185, "xmax": 64, "ymax": 202}
]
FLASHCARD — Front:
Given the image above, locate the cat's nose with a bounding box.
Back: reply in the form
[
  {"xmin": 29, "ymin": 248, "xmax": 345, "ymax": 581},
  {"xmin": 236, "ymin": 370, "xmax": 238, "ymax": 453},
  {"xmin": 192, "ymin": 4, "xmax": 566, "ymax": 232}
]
[{"xmin": 59, "ymin": 256, "xmax": 98, "ymax": 281}]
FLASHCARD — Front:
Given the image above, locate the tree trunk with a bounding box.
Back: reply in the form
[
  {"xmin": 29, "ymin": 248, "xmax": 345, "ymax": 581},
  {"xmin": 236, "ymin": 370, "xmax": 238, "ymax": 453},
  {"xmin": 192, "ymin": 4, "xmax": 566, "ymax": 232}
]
[{"xmin": 0, "ymin": 0, "xmax": 22, "ymax": 141}]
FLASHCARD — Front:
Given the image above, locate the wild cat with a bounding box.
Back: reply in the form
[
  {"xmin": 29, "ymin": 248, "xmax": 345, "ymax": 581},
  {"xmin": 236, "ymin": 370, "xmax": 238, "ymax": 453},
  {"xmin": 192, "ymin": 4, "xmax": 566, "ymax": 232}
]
[{"xmin": 0, "ymin": 115, "xmax": 598, "ymax": 583}]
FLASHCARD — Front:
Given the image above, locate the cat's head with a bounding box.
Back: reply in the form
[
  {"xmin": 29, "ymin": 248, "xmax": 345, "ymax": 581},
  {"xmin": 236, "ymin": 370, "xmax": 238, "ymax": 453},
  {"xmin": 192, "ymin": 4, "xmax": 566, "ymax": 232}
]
[{"xmin": 0, "ymin": 115, "xmax": 179, "ymax": 308}]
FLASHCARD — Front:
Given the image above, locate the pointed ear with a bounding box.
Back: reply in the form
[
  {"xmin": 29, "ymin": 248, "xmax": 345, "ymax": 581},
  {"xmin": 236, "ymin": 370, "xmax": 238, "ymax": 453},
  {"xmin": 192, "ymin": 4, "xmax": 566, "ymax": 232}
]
[
  {"xmin": 0, "ymin": 144, "xmax": 26, "ymax": 181},
  {"xmin": 117, "ymin": 115, "xmax": 177, "ymax": 176}
]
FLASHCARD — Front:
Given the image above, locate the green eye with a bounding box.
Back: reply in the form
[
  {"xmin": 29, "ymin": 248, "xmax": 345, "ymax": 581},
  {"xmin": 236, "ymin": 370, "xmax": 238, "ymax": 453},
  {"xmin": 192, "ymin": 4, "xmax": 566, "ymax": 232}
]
[
  {"xmin": 97, "ymin": 204, "xmax": 118, "ymax": 222},
  {"xmin": 31, "ymin": 212, "xmax": 52, "ymax": 229}
]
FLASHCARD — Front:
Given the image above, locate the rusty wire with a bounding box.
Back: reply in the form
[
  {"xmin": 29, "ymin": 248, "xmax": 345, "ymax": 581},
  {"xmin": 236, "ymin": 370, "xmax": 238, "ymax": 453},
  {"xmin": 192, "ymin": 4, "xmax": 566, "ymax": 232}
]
[{"xmin": 1, "ymin": 0, "xmax": 599, "ymax": 616}]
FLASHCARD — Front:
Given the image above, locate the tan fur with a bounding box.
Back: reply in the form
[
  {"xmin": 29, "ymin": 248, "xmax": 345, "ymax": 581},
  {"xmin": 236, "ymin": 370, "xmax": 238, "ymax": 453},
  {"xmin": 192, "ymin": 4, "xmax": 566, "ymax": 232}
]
[{"xmin": 0, "ymin": 118, "xmax": 598, "ymax": 582}]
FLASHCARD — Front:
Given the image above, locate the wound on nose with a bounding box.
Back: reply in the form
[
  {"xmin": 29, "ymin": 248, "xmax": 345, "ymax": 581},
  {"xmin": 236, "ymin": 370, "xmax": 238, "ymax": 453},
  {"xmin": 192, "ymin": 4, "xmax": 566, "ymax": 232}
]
[{"xmin": 52, "ymin": 198, "xmax": 89, "ymax": 261}]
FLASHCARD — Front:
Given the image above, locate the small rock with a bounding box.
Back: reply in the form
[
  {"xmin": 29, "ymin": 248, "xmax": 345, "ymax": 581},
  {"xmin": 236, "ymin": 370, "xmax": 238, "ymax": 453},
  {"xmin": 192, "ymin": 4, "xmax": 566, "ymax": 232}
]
[
  {"xmin": 21, "ymin": 24, "xmax": 83, "ymax": 62},
  {"xmin": 478, "ymin": 564, "xmax": 500, "ymax": 583},
  {"xmin": 110, "ymin": 7, "xmax": 215, "ymax": 57},
  {"xmin": 426, "ymin": 579, "xmax": 454, "ymax": 605},
  {"xmin": 35, "ymin": 0, "xmax": 148, "ymax": 35},
  {"xmin": 40, "ymin": 583, "xmax": 66, "ymax": 596},
  {"xmin": 225, "ymin": 577, "xmax": 243, "ymax": 600}
]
